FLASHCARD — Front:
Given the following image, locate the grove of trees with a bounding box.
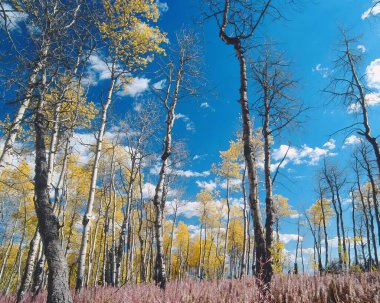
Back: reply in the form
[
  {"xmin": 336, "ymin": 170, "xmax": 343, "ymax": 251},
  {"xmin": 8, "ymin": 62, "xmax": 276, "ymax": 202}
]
[{"xmin": 0, "ymin": 1, "xmax": 379, "ymax": 303}]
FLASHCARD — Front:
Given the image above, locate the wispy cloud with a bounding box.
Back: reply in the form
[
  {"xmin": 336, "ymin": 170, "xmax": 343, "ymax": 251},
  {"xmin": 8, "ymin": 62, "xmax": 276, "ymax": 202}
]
[
  {"xmin": 156, "ymin": 0, "xmax": 169, "ymax": 13},
  {"xmin": 357, "ymin": 45, "xmax": 367, "ymax": 53},
  {"xmin": 200, "ymin": 102, "xmax": 215, "ymax": 112},
  {"xmin": 312, "ymin": 64, "xmax": 331, "ymax": 78},
  {"xmin": 81, "ymin": 55, "xmax": 112, "ymax": 86},
  {"xmin": 361, "ymin": 2, "xmax": 380, "ymax": 19},
  {"xmin": 175, "ymin": 113, "xmax": 196, "ymax": 132},
  {"xmin": 149, "ymin": 163, "xmax": 210, "ymax": 178}
]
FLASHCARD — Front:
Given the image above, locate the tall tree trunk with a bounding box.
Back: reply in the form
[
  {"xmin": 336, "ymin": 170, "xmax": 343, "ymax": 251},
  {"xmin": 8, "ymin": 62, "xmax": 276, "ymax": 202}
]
[
  {"xmin": 235, "ymin": 43, "xmax": 266, "ymax": 277},
  {"xmin": 222, "ymin": 179, "xmax": 230, "ymax": 278},
  {"xmin": 240, "ymin": 167, "xmax": 248, "ymax": 278},
  {"xmin": 367, "ymin": 190, "xmax": 379, "ymax": 267},
  {"xmin": 300, "ymin": 240, "xmax": 304, "ymax": 274},
  {"xmin": 319, "ymin": 189, "xmax": 329, "ymax": 270},
  {"xmin": 218, "ymin": 0, "xmax": 267, "ymax": 279},
  {"xmin": 263, "ymin": 104, "xmax": 274, "ymax": 283},
  {"xmin": 152, "ymin": 56, "xmax": 183, "ymax": 289},
  {"xmin": 4, "ymin": 229, "xmax": 25, "ymax": 295},
  {"xmin": 294, "ymin": 219, "xmax": 300, "ymax": 274},
  {"xmin": 356, "ymin": 167, "xmax": 373, "ymax": 271},
  {"xmin": 335, "ymin": 184, "xmax": 347, "ymax": 268},
  {"xmin": 0, "ymin": 43, "xmax": 49, "ymax": 167},
  {"xmin": 351, "ymin": 191, "xmax": 359, "ymax": 265},
  {"xmin": 345, "ymin": 41, "xmax": 380, "ymax": 177},
  {"xmin": 31, "ymin": 243, "xmax": 45, "ymax": 295},
  {"xmin": 361, "ymin": 147, "xmax": 380, "ymax": 246},
  {"xmin": 34, "ymin": 97, "xmax": 73, "ymax": 302},
  {"xmin": 17, "ymin": 227, "xmax": 41, "ymax": 302},
  {"xmin": 0, "ymin": 223, "xmax": 16, "ymax": 283},
  {"xmin": 86, "ymin": 201, "xmax": 102, "ymax": 287},
  {"xmin": 167, "ymin": 205, "xmax": 177, "ymax": 280},
  {"xmin": 76, "ymin": 73, "xmax": 116, "ymax": 291}
]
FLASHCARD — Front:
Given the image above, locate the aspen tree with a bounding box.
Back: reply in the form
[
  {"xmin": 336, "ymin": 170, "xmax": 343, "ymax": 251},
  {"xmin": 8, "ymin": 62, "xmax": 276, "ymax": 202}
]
[{"xmin": 76, "ymin": 0, "xmax": 166, "ymax": 291}]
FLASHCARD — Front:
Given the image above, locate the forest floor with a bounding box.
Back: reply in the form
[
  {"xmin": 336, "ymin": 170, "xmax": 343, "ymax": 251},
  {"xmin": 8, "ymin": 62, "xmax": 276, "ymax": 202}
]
[{"xmin": 1, "ymin": 272, "xmax": 379, "ymax": 303}]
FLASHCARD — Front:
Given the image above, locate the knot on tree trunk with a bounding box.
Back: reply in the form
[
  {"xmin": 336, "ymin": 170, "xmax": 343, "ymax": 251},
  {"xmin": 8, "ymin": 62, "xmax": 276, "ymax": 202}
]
[
  {"xmin": 161, "ymin": 151, "xmax": 170, "ymax": 161},
  {"xmin": 82, "ymin": 215, "xmax": 90, "ymax": 226}
]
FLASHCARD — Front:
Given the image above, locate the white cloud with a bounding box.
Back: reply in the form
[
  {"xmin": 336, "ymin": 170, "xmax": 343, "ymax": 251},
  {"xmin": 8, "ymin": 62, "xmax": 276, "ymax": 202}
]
[
  {"xmin": 175, "ymin": 113, "xmax": 195, "ymax": 132},
  {"xmin": 347, "ymin": 94, "xmax": 380, "ymax": 114},
  {"xmin": 0, "ymin": 139, "xmax": 34, "ymax": 172},
  {"xmin": 71, "ymin": 127, "xmax": 129, "ymax": 164},
  {"xmin": 328, "ymin": 236, "xmax": 366, "ymax": 248},
  {"xmin": 175, "ymin": 169, "xmax": 210, "ymax": 177},
  {"xmin": 133, "ymin": 102, "xmax": 142, "ymax": 112},
  {"xmin": 0, "ymin": 3, "xmax": 28, "ymax": 32},
  {"xmin": 323, "ymin": 139, "xmax": 336, "ymax": 150},
  {"xmin": 200, "ymin": 102, "xmax": 215, "ymax": 112},
  {"xmin": 178, "ymin": 203, "xmax": 200, "ymax": 219},
  {"xmin": 343, "ymin": 135, "xmax": 362, "ymax": 147},
  {"xmin": 365, "ymin": 92, "xmax": 380, "ymax": 106},
  {"xmin": 279, "ymin": 233, "xmax": 303, "ymax": 244},
  {"xmin": 185, "ymin": 121, "xmax": 195, "ymax": 132},
  {"xmin": 361, "ymin": 2, "xmax": 380, "ymax": 19},
  {"xmin": 289, "ymin": 213, "xmax": 303, "ymax": 219},
  {"xmin": 149, "ymin": 163, "xmax": 210, "ymax": 178},
  {"xmin": 82, "ymin": 56, "xmax": 151, "ymax": 97},
  {"xmin": 301, "ymin": 247, "xmax": 316, "ymax": 255},
  {"xmin": 152, "ymin": 79, "xmax": 166, "ymax": 90},
  {"xmin": 72, "ymin": 132, "xmax": 96, "ymax": 164},
  {"xmin": 82, "ymin": 55, "xmax": 112, "ymax": 86},
  {"xmin": 272, "ymin": 140, "xmax": 336, "ymax": 167},
  {"xmin": 119, "ymin": 77, "xmax": 150, "ymax": 97},
  {"xmin": 357, "ymin": 45, "xmax": 367, "ymax": 53},
  {"xmin": 193, "ymin": 154, "xmax": 207, "ymax": 161},
  {"xmin": 156, "ymin": 0, "xmax": 169, "ymax": 13},
  {"xmin": 219, "ymin": 178, "xmax": 241, "ymax": 189},
  {"xmin": 175, "ymin": 113, "xmax": 187, "ymax": 120},
  {"xmin": 196, "ymin": 180, "xmax": 217, "ymax": 191},
  {"xmin": 366, "ymin": 59, "xmax": 380, "ymax": 90},
  {"xmin": 312, "ymin": 64, "xmax": 331, "ymax": 78},
  {"xmin": 142, "ymin": 182, "xmax": 156, "ymax": 199},
  {"xmin": 347, "ymin": 102, "xmax": 361, "ymax": 114}
]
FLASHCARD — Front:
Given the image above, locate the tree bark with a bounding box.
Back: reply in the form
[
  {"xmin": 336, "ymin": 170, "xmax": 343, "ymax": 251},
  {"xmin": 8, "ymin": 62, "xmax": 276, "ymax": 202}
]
[
  {"xmin": 0, "ymin": 43, "xmax": 49, "ymax": 167},
  {"xmin": 235, "ymin": 44, "xmax": 266, "ymax": 277},
  {"xmin": 318, "ymin": 189, "xmax": 329, "ymax": 271},
  {"xmin": 263, "ymin": 95, "xmax": 274, "ymax": 283},
  {"xmin": 351, "ymin": 191, "xmax": 359, "ymax": 265},
  {"xmin": 240, "ymin": 167, "xmax": 248, "ymax": 278},
  {"xmin": 345, "ymin": 40, "xmax": 380, "ymax": 177},
  {"xmin": 34, "ymin": 104, "xmax": 72, "ymax": 302},
  {"xmin": 17, "ymin": 227, "xmax": 41, "ymax": 302},
  {"xmin": 76, "ymin": 72, "xmax": 116, "ymax": 291}
]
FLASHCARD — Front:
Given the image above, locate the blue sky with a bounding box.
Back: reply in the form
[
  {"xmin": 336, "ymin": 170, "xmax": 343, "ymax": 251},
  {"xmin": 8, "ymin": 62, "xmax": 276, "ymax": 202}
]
[{"xmin": 2, "ymin": 0, "xmax": 380, "ymax": 270}]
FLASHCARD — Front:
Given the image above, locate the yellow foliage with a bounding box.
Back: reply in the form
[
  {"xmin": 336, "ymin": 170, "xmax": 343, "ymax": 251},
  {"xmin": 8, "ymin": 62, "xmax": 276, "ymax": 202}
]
[
  {"xmin": 308, "ymin": 198, "xmax": 334, "ymax": 225},
  {"xmin": 99, "ymin": 0, "xmax": 167, "ymax": 74},
  {"xmin": 44, "ymin": 78, "xmax": 97, "ymax": 129},
  {"xmin": 273, "ymin": 195, "xmax": 297, "ymax": 221},
  {"xmin": 228, "ymin": 219, "xmax": 244, "ymax": 252},
  {"xmin": 271, "ymin": 240, "xmax": 288, "ymax": 273}
]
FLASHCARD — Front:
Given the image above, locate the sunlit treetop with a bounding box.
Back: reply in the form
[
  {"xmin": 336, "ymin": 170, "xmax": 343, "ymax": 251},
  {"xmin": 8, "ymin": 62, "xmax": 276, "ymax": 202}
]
[{"xmin": 99, "ymin": 0, "xmax": 168, "ymax": 71}]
